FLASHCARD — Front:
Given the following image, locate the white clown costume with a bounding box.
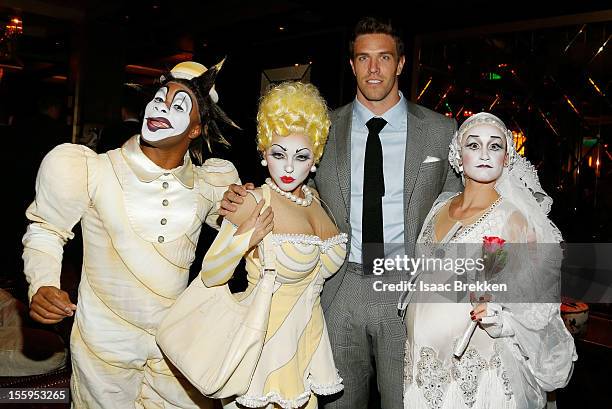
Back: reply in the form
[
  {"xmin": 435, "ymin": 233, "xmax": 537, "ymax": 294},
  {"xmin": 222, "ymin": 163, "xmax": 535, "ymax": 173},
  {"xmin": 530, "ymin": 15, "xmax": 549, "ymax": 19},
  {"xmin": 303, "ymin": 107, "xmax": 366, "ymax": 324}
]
[{"xmin": 23, "ymin": 62, "xmax": 239, "ymax": 408}]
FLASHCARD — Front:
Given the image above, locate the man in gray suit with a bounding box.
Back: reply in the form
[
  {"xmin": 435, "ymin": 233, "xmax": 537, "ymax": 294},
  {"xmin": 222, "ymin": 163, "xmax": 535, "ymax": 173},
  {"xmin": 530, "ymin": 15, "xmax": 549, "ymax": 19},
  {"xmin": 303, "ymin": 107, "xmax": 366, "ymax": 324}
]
[
  {"xmin": 221, "ymin": 16, "xmax": 461, "ymax": 409},
  {"xmin": 314, "ymin": 17, "xmax": 461, "ymax": 409}
]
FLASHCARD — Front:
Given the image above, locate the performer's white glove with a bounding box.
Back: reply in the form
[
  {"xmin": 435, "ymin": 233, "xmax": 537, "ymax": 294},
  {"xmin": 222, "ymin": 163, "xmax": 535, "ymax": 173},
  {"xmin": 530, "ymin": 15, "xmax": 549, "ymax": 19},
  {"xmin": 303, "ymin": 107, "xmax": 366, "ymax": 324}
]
[{"xmin": 480, "ymin": 302, "xmax": 515, "ymax": 338}]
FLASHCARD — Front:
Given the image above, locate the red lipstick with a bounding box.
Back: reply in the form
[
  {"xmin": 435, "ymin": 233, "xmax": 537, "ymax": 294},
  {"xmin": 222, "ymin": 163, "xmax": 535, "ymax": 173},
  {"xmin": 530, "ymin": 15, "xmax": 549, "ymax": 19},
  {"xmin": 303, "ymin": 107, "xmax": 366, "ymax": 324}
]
[{"xmin": 280, "ymin": 176, "xmax": 295, "ymax": 184}]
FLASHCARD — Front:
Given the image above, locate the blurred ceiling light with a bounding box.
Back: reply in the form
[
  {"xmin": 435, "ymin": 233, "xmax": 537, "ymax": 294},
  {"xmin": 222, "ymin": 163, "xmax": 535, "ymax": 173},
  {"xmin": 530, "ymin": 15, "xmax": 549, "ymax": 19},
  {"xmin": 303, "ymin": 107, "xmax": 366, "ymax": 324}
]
[
  {"xmin": 5, "ymin": 16, "xmax": 23, "ymax": 37},
  {"xmin": 125, "ymin": 64, "xmax": 164, "ymax": 76}
]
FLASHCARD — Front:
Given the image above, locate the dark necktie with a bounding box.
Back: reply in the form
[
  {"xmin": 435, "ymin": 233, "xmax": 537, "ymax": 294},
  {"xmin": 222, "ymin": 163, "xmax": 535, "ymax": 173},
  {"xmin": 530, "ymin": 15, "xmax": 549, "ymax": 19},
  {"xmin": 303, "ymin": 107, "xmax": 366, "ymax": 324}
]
[{"xmin": 362, "ymin": 117, "xmax": 387, "ymax": 273}]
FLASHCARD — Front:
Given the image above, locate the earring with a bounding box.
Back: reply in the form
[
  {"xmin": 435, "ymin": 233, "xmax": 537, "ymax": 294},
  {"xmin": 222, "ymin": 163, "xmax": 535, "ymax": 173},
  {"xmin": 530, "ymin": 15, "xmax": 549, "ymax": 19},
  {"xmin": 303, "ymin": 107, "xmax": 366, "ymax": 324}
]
[
  {"xmin": 260, "ymin": 159, "xmax": 268, "ymax": 167},
  {"xmin": 310, "ymin": 165, "xmax": 317, "ymax": 173}
]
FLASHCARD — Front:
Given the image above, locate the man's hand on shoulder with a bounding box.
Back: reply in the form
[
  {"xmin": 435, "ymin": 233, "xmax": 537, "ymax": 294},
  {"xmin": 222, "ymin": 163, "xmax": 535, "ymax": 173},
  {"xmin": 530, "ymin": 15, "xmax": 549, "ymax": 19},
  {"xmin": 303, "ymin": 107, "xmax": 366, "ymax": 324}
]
[
  {"xmin": 219, "ymin": 183, "xmax": 255, "ymax": 216},
  {"xmin": 235, "ymin": 199, "xmax": 274, "ymax": 249}
]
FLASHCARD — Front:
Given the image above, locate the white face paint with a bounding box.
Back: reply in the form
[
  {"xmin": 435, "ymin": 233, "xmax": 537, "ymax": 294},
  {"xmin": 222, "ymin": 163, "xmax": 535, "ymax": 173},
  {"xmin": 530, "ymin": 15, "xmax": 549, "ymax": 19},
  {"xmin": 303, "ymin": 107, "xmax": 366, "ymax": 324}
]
[
  {"xmin": 460, "ymin": 123, "xmax": 507, "ymax": 184},
  {"xmin": 265, "ymin": 133, "xmax": 315, "ymax": 194},
  {"xmin": 141, "ymin": 84, "xmax": 194, "ymax": 142}
]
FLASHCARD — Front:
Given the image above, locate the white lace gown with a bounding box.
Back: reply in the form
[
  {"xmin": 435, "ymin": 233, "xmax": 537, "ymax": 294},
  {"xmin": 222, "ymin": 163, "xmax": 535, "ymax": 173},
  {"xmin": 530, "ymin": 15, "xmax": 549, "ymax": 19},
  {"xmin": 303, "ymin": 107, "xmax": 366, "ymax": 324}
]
[{"xmin": 403, "ymin": 193, "xmax": 576, "ymax": 409}]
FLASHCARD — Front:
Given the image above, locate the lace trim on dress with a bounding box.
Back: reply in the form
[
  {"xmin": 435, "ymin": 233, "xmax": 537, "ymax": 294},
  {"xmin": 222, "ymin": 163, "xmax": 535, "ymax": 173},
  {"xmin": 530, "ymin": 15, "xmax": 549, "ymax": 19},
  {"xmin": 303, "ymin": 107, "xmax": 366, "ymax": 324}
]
[
  {"xmin": 414, "ymin": 343, "xmax": 514, "ymax": 409},
  {"xmin": 452, "ymin": 197, "xmax": 503, "ymax": 242},
  {"xmin": 404, "ymin": 344, "xmax": 414, "ymax": 385},
  {"xmin": 450, "ymin": 347, "xmax": 487, "ymax": 408},
  {"xmin": 272, "ymin": 233, "xmax": 348, "ymax": 253},
  {"xmin": 235, "ymin": 390, "xmax": 311, "ymax": 409},
  {"xmin": 234, "ymin": 375, "xmax": 344, "ymax": 409},
  {"xmin": 489, "ymin": 341, "xmax": 514, "ymax": 400},
  {"xmin": 308, "ymin": 374, "xmax": 344, "ymax": 395},
  {"xmin": 421, "ymin": 218, "xmax": 436, "ymax": 246},
  {"xmin": 420, "ymin": 194, "xmax": 501, "ymax": 247},
  {"xmin": 416, "ymin": 347, "xmax": 451, "ymax": 409}
]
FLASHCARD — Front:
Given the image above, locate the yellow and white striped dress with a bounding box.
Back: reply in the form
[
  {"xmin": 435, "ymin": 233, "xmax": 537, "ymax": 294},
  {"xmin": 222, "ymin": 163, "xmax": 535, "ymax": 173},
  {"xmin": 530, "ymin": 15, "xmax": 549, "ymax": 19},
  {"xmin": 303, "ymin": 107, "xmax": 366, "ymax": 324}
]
[{"xmin": 201, "ymin": 185, "xmax": 347, "ymax": 408}]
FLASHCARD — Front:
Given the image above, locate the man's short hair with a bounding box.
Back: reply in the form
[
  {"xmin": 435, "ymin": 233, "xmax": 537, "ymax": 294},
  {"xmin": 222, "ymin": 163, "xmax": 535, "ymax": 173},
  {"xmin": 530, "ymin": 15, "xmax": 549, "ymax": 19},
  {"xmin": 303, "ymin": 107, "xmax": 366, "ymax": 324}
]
[{"xmin": 349, "ymin": 16, "xmax": 404, "ymax": 59}]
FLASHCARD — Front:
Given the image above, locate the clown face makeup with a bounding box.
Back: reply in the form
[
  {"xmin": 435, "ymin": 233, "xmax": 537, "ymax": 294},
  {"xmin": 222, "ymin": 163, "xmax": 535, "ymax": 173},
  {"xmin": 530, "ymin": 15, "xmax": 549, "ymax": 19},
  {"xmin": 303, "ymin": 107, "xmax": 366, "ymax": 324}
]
[
  {"xmin": 141, "ymin": 82, "xmax": 197, "ymax": 143},
  {"xmin": 460, "ymin": 123, "xmax": 508, "ymax": 184},
  {"xmin": 265, "ymin": 133, "xmax": 315, "ymax": 194}
]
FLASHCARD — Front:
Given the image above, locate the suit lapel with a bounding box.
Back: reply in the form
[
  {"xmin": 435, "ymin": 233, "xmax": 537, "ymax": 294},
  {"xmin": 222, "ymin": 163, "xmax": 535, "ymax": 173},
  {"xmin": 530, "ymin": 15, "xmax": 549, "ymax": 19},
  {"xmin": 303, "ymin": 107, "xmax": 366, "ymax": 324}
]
[
  {"xmin": 335, "ymin": 103, "xmax": 353, "ymax": 215},
  {"xmin": 403, "ymin": 102, "xmax": 427, "ymax": 245}
]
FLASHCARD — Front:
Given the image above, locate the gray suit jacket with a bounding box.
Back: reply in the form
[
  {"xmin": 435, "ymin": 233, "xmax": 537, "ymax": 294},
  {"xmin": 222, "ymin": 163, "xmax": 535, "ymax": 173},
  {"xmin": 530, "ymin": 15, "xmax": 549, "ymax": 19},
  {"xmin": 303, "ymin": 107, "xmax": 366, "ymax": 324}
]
[{"xmin": 314, "ymin": 100, "xmax": 462, "ymax": 311}]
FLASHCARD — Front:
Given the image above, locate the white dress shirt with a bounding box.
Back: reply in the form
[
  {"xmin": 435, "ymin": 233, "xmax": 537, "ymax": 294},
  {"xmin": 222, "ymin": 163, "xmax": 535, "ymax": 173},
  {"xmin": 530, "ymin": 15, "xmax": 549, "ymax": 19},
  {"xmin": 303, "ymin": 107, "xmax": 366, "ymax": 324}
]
[{"xmin": 349, "ymin": 92, "xmax": 408, "ymax": 262}]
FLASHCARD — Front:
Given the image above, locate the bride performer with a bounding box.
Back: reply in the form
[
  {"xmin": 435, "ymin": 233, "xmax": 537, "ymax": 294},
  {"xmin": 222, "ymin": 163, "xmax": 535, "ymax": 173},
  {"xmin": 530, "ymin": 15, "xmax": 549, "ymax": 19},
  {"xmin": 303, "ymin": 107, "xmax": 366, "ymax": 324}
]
[{"xmin": 399, "ymin": 112, "xmax": 577, "ymax": 409}]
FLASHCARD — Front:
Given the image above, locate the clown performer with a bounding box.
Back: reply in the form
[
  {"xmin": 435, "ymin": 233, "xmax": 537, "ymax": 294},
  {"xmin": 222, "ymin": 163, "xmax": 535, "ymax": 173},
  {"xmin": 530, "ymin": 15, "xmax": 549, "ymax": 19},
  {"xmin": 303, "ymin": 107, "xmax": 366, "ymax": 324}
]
[
  {"xmin": 22, "ymin": 60, "xmax": 240, "ymax": 408},
  {"xmin": 198, "ymin": 81, "xmax": 345, "ymax": 409},
  {"xmin": 399, "ymin": 112, "xmax": 576, "ymax": 409}
]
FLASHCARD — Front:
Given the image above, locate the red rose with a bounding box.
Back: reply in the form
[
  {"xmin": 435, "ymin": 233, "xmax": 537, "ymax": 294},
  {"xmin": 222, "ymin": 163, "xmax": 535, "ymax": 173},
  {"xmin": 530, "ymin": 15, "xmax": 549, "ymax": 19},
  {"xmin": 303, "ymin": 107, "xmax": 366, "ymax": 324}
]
[{"xmin": 483, "ymin": 236, "xmax": 506, "ymax": 253}]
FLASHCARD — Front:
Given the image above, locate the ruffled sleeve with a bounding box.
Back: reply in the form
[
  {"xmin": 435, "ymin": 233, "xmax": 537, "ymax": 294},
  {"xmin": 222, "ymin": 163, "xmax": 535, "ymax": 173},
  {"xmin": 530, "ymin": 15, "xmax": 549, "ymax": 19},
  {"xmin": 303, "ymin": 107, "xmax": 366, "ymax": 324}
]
[
  {"xmin": 502, "ymin": 210, "xmax": 531, "ymax": 243},
  {"xmin": 22, "ymin": 143, "xmax": 99, "ymax": 302},
  {"xmin": 198, "ymin": 158, "xmax": 240, "ymax": 230},
  {"xmin": 506, "ymin": 303, "xmax": 576, "ymax": 391},
  {"xmin": 498, "ymin": 248, "xmax": 575, "ymax": 391},
  {"xmin": 485, "ymin": 207, "xmax": 576, "ymax": 391}
]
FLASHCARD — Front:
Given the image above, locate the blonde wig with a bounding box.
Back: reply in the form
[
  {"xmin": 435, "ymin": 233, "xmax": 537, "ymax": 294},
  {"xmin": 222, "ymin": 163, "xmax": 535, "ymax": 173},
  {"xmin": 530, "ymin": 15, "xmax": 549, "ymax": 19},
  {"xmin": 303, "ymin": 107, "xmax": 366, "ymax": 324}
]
[{"xmin": 256, "ymin": 81, "xmax": 330, "ymax": 162}]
